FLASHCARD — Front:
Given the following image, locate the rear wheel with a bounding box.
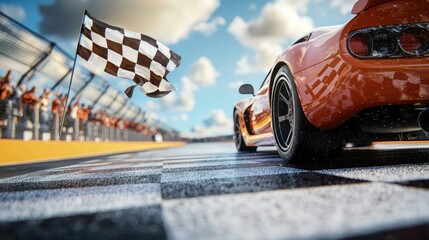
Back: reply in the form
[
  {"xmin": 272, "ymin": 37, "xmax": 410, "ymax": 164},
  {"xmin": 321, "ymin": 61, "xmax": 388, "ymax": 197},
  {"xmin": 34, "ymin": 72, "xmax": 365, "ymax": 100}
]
[
  {"xmin": 271, "ymin": 66, "xmax": 343, "ymax": 162},
  {"xmin": 234, "ymin": 111, "xmax": 257, "ymax": 152}
]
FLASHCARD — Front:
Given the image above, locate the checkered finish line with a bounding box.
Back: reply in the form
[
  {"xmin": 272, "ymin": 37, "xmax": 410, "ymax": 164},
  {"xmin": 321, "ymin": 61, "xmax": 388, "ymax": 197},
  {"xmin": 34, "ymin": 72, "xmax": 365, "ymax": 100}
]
[
  {"xmin": 77, "ymin": 10, "xmax": 181, "ymax": 98},
  {"xmin": 1, "ymin": 143, "xmax": 429, "ymax": 239}
]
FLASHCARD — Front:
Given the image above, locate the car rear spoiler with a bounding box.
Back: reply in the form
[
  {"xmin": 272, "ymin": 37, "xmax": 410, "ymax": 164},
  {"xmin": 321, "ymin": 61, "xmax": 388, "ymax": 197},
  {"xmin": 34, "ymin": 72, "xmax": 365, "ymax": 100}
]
[{"xmin": 351, "ymin": 0, "xmax": 394, "ymax": 14}]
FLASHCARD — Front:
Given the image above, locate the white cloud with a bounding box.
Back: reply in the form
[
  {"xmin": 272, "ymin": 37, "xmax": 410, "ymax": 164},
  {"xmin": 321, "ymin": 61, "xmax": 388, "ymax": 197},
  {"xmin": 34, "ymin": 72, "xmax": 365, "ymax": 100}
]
[
  {"xmin": 173, "ymin": 113, "xmax": 189, "ymax": 122},
  {"xmin": 286, "ymin": 0, "xmax": 310, "ymax": 13},
  {"xmin": 144, "ymin": 55, "xmax": 218, "ymax": 113},
  {"xmin": 188, "ymin": 57, "xmax": 219, "ymax": 87},
  {"xmin": 0, "ymin": 4, "xmax": 26, "ymax": 21},
  {"xmin": 147, "ymin": 76, "xmax": 198, "ymax": 112},
  {"xmin": 204, "ymin": 109, "xmax": 231, "ymax": 127},
  {"xmin": 330, "ymin": 0, "xmax": 356, "ymax": 15},
  {"xmin": 160, "ymin": 56, "xmax": 218, "ymax": 111},
  {"xmin": 181, "ymin": 76, "xmax": 199, "ymax": 93},
  {"xmin": 39, "ymin": 0, "xmax": 220, "ymax": 44},
  {"xmin": 176, "ymin": 76, "xmax": 198, "ymax": 111},
  {"xmin": 228, "ymin": 0, "xmax": 314, "ymax": 74},
  {"xmin": 235, "ymin": 43, "xmax": 284, "ymax": 74},
  {"xmin": 229, "ymin": 80, "xmax": 245, "ymax": 90},
  {"xmin": 166, "ymin": 76, "xmax": 197, "ymax": 111},
  {"xmin": 146, "ymin": 100, "xmax": 161, "ymax": 111},
  {"xmin": 235, "ymin": 56, "xmax": 252, "ymax": 75},
  {"xmin": 248, "ymin": 3, "xmax": 257, "ymax": 11},
  {"xmin": 229, "ymin": 1, "xmax": 313, "ymax": 45},
  {"xmin": 181, "ymin": 109, "xmax": 233, "ymax": 138},
  {"xmin": 176, "ymin": 92, "xmax": 196, "ymax": 111},
  {"xmin": 193, "ymin": 16, "xmax": 226, "ymax": 36}
]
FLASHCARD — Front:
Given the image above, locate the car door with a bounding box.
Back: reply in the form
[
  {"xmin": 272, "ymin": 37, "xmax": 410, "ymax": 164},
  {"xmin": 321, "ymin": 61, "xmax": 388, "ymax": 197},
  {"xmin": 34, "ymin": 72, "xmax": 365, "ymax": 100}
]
[{"xmin": 249, "ymin": 71, "xmax": 272, "ymax": 135}]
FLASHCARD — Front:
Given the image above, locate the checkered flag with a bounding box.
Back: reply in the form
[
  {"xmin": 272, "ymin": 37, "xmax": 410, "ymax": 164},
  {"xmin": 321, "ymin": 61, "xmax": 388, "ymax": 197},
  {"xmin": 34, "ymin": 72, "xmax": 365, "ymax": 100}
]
[{"xmin": 77, "ymin": 10, "xmax": 181, "ymax": 98}]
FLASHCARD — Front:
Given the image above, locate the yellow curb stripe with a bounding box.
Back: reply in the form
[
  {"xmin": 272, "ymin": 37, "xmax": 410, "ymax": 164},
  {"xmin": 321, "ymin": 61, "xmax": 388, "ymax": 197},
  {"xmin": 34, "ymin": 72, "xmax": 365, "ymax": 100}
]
[
  {"xmin": 373, "ymin": 141, "xmax": 429, "ymax": 145},
  {"xmin": 0, "ymin": 140, "xmax": 186, "ymax": 166}
]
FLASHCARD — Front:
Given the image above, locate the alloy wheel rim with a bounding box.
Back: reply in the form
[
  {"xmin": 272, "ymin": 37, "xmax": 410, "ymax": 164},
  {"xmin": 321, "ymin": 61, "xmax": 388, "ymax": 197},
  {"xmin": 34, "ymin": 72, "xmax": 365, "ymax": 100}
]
[
  {"xmin": 274, "ymin": 76, "xmax": 295, "ymax": 151},
  {"xmin": 234, "ymin": 115, "xmax": 241, "ymax": 147}
]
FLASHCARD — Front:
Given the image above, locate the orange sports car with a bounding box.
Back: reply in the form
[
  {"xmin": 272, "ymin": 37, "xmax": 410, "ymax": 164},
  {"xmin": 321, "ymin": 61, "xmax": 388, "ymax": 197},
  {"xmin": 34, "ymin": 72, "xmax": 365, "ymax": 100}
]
[{"xmin": 233, "ymin": 0, "xmax": 429, "ymax": 162}]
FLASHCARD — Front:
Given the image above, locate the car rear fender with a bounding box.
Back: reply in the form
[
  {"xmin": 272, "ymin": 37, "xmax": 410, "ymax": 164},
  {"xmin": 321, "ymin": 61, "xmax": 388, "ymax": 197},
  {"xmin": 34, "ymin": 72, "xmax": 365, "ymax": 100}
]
[{"xmin": 269, "ymin": 62, "xmax": 288, "ymax": 104}]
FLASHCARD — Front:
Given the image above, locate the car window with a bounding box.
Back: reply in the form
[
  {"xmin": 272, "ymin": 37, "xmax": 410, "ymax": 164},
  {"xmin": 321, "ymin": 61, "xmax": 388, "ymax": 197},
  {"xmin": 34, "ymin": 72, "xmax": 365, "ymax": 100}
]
[{"xmin": 292, "ymin": 33, "xmax": 311, "ymax": 45}]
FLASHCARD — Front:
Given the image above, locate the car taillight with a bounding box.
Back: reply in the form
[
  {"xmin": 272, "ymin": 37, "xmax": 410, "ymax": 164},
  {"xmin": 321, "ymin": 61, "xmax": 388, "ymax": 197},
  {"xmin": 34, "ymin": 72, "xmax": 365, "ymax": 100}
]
[
  {"xmin": 399, "ymin": 27, "xmax": 429, "ymax": 55},
  {"xmin": 372, "ymin": 30, "xmax": 397, "ymax": 56},
  {"xmin": 348, "ymin": 33, "xmax": 372, "ymax": 57},
  {"xmin": 347, "ymin": 23, "xmax": 429, "ymax": 59}
]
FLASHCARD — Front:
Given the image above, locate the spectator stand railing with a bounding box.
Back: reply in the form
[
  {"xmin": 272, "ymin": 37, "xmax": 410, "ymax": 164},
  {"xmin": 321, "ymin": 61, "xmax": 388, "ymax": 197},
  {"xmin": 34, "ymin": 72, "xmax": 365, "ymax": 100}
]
[{"xmin": 1, "ymin": 99, "xmax": 157, "ymax": 142}]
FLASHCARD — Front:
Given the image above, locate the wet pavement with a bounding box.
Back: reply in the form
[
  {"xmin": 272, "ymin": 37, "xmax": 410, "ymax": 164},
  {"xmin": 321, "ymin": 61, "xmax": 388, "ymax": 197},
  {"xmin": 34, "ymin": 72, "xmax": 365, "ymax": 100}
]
[{"xmin": 0, "ymin": 142, "xmax": 429, "ymax": 239}]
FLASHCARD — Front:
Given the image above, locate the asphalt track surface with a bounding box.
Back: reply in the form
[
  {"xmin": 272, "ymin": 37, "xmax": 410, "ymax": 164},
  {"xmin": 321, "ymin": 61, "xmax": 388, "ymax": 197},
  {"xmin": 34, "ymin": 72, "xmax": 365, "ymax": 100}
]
[{"xmin": 0, "ymin": 142, "xmax": 429, "ymax": 240}]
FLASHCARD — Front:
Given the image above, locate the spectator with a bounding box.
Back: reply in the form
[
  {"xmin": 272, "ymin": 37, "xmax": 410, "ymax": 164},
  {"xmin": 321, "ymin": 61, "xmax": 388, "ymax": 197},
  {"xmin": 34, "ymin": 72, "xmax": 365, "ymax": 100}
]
[
  {"xmin": 49, "ymin": 93, "xmax": 63, "ymax": 132},
  {"xmin": 59, "ymin": 94, "xmax": 67, "ymax": 121},
  {"xmin": 14, "ymin": 83, "xmax": 26, "ymax": 98},
  {"xmin": 117, "ymin": 118, "xmax": 125, "ymax": 130},
  {"xmin": 82, "ymin": 105, "xmax": 92, "ymax": 124},
  {"xmin": 0, "ymin": 70, "xmax": 14, "ymax": 100},
  {"xmin": 89, "ymin": 109, "xmax": 103, "ymax": 139},
  {"xmin": 13, "ymin": 82, "xmax": 27, "ymax": 118},
  {"xmin": 91, "ymin": 109, "xmax": 103, "ymax": 123},
  {"xmin": 101, "ymin": 111, "xmax": 111, "ymax": 127},
  {"xmin": 111, "ymin": 115, "xmax": 120, "ymax": 128},
  {"xmin": 51, "ymin": 93, "xmax": 62, "ymax": 115},
  {"xmin": 77, "ymin": 104, "xmax": 85, "ymax": 122},
  {"xmin": 80, "ymin": 105, "xmax": 92, "ymax": 137},
  {"xmin": 39, "ymin": 88, "xmax": 50, "ymax": 131},
  {"xmin": 77, "ymin": 103, "xmax": 85, "ymax": 133},
  {"xmin": 21, "ymin": 86, "xmax": 38, "ymax": 122},
  {"xmin": 0, "ymin": 70, "xmax": 14, "ymax": 126},
  {"xmin": 67, "ymin": 99, "xmax": 80, "ymax": 128},
  {"xmin": 0, "ymin": 69, "xmax": 11, "ymax": 83}
]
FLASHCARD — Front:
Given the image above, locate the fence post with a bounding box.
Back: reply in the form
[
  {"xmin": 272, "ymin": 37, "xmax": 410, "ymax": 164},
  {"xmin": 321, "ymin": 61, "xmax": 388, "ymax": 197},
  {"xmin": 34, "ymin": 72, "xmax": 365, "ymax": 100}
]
[
  {"xmin": 53, "ymin": 112, "xmax": 59, "ymax": 140},
  {"xmin": 33, "ymin": 104, "xmax": 40, "ymax": 140},
  {"xmin": 7, "ymin": 100, "xmax": 15, "ymax": 139},
  {"xmin": 73, "ymin": 118, "xmax": 79, "ymax": 141},
  {"xmin": 85, "ymin": 122, "xmax": 90, "ymax": 141},
  {"xmin": 101, "ymin": 124, "xmax": 104, "ymax": 141}
]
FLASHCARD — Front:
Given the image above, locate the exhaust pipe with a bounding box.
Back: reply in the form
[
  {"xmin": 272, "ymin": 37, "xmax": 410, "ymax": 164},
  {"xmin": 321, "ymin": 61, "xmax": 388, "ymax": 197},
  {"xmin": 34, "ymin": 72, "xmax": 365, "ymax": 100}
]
[{"xmin": 418, "ymin": 110, "xmax": 429, "ymax": 132}]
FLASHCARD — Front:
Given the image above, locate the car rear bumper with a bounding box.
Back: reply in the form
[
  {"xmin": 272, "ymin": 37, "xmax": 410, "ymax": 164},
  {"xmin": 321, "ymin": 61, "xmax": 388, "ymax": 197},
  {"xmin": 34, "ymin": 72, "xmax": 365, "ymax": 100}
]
[{"xmin": 294, "ymin": 53, "xmax": 429, "ymax": 130}]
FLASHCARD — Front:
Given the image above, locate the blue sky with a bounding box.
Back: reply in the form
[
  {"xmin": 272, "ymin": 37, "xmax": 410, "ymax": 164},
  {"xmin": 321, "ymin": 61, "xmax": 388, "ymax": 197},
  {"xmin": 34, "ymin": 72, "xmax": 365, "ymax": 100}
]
[{"xmin": 0, "ymin": 0, "xmax": 354, "ymax": 138}]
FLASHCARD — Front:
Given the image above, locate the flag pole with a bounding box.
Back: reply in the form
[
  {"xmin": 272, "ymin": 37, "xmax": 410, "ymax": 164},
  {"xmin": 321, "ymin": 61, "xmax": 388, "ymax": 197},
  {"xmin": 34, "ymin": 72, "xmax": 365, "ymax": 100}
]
[{"xmin": 59, "ymin": 10, "xmax": 87, "ymax": 138}]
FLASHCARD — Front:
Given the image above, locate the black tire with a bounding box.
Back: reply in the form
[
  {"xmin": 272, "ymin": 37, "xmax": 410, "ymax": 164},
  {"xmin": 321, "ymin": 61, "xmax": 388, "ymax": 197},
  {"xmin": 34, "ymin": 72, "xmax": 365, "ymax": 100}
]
[
  {"xmin": 234, "ymin": 111, "xmax": 257, "ymax": 152},
  {"xmin": 271, "ymin": 66, "xmax": 343, "ymax": 162}
]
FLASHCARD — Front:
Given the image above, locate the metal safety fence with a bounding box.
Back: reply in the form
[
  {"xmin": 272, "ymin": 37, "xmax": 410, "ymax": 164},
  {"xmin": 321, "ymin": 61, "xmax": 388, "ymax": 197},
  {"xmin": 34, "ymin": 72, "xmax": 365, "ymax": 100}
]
[{"xmin": 0, "ymin": 99, "xmax": 172, "ymax": 142}]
